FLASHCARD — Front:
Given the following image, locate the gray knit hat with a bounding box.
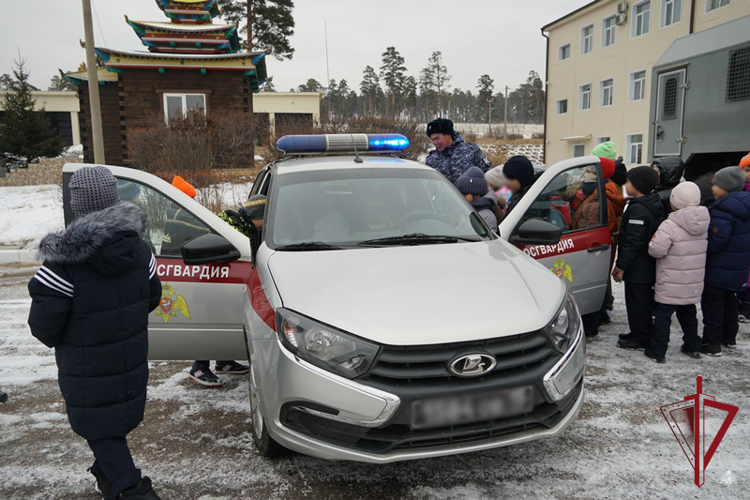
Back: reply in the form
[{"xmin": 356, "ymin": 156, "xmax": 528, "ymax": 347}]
[
  {"xmin": 69, "ymin": 166, "xmax": 121, "ymax": 217},
  {"xmin": 485, "ymin": 166, "xmax": 506, "ymax": 188},
  {"xmin": 712, "ymin": 166, "xmax": 746, "ymax": 193}
]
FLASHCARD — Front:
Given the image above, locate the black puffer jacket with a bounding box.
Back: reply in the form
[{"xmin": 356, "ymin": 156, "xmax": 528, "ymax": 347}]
[
  {"xmin": 615, "ymin": 193, "xmax": 666, "ymax": 284},
  {"xmin": 28, "ymin": 202, "xmax": 161, "ymax": 440},
  {"xmin": 653, "ymin": 157, "xmax": 685, "ymax": 214}
]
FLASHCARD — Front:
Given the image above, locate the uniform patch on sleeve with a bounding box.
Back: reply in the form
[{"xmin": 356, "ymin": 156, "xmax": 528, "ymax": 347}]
[
  {"xmin": 712, "ymin": 227, "xmax": 719, "ymax": 233},
  {"xmin": 630, "ymin": 219, "xmax": 645, "ymax": 225}
]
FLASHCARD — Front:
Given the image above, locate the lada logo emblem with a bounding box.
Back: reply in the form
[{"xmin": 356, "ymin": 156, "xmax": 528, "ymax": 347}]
[{"xmin": 449, "ymin": 353, "xmax": 497, "ymax": 377}]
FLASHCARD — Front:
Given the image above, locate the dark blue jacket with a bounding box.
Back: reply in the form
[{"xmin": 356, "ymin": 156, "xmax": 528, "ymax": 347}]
[
  {"xmin": 425, "ymin": 134, "xmax": 491, "ymax": 183},
  {"xmin": 28, "ymin": 202, "xmax": 161, "ymax": 441},
  {"xmin": 705, "ymin": 191, "xmax": 750, "ymax": 291}
]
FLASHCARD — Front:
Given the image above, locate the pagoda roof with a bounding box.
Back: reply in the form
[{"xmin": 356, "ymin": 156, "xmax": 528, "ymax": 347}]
[
  {"xmin": 155, "ymin": 0, "xmax": 220, "ymax": 22},
  {"xmin": 63, "ymin": 67, "xmax": 119, "ymax": 86},
  {"xmin": 95, "ymin": 47, "xmax": 267, "ymax": 91},
  {"xmin": 126, "ymin": 17, "xmax": 241, "ymax": 53}
]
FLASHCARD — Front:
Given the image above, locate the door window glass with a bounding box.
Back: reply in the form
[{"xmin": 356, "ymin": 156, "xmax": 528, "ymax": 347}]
[
  {"xmin": 116, "ymin": 179, "xmax": 212, "ymax": 258},
  {"xmin": 518, "ymin": 165, "xmax": 603, "ymax": 233}
]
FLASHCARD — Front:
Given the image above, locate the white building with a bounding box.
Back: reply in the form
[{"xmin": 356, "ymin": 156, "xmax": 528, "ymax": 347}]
[
  {"xmin": 0, "ymin": 91, "xmax": 81, "ymax": 146},
  {"xmin": 542, "ymin": 0, "xmax": 750, "ymax": 165}
]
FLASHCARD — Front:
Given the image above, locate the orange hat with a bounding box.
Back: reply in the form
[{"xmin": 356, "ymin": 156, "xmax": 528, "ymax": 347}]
[
  {"xmin": 172, "ymin": 176, "xmax": 197, "ymax": 198},
  {"xmin": 740, "ymin": 153, "xmax": 750, "ymax": 169},
  {"xmin": 599, "ymin": 157, "xmax": 615, "ymax": 180}
]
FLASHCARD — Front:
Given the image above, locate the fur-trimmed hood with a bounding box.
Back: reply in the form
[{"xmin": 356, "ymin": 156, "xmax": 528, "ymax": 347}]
[{"xmin": 38, "ymin": 202, "xmax": 147, "ymax": 265}]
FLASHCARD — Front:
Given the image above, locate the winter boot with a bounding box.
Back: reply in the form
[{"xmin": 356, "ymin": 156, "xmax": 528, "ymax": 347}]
[
  {"xmin": 644, "ymin": 349, "xmax": 666, "ymax": 363},
  {"xmin": 0, "ymin": 389, "xmax": 7, "ymax": 404},
  {"xmin": 88, "ymin": 464, "xmax": 114, "ymax": 500},
  {"xmin": 738, "ymin": 301, "xmax": 750, "ymax": 323},
  {"xmin": 680, "ymin": 345, "xmax": 701, "ymax": 359},
  {"xmin": 700, "ymin": 344, "xmax": 722, "ymax": 357},
  {"xmin": 617, "ymin": 337, "xmax": 647, "ymax": 350},
  {"xmin": 118, "ymin": 476, "xmax": 161, "ymax": 500}
]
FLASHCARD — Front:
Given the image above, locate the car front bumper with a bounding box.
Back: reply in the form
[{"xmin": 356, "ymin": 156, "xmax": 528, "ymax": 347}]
[{"xmin": 256, "ymin": 325, "xmax": 586, "ymax": 463}]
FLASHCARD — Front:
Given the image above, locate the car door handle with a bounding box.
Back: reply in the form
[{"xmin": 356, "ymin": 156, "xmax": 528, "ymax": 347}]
[{"xmin": 587, "ymin": 244, "xmax": 611, "ymax": 253}]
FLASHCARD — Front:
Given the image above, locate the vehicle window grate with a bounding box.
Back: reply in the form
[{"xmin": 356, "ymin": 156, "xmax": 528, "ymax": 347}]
[
  {"xmin": 663, "ymin": 77, "xmax": 678, "ymax": 120},
  {"xmin": 727, "ymin": 45, "xmax": 750, "ymax": 102}
]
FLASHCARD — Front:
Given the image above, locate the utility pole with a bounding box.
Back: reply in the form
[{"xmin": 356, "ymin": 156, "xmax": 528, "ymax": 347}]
[
  {"xmin": 504, "ymin": 85, "xmax": 509, "ymax": 139},
  {"xmin": 246, "ymin": 0, "xmax": 256, "ymax": 166},
  {"xmin": 487, "ymin": 96, "xmax": 494, "ymax": 137},
  {"xmin": 82, "ymin": 0, "xmax": 104, "ymax": 164}
]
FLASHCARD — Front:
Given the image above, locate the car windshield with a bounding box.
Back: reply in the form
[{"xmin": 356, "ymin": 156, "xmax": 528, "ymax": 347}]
[{"xmin": 267, "ymin": 167, "xmax": 492, "ymax": 249}]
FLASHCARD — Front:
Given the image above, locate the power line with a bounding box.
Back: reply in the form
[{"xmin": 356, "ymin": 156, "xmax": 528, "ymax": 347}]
[
  {"xmin": 273, "ymin": 0, "xmax": 586, "ymax": 90},
  {"xmin": 91, "ymin": 0, "xmax": 107, "ymax": 47}
]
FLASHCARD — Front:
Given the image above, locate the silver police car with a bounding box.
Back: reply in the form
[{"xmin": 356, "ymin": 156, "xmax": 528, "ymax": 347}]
[{"xmin": 62, "ymin": 133, "xmax": 611, "ymax": 463}]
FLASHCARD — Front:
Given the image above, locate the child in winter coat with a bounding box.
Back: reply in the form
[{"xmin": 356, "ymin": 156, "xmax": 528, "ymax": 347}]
[
  {"xmin": 457, "ymin": 167, "xmax": 499, "ymax": 231},
  {"xmin": 503, "ymin": 155, "xmax": 536, "ymax": 216},
  {"xmin": 701, "ymin": 166, "xmax": 750, "ymax": 356},
  {"xmin": 613, "ymin": 166, "xmax": 665, "ymax": 351},
  {"xmin": 27, "ymin": 167, "xmax": 163, "ymax": 499},
  {"xmin": 646, "ymin": 182, "xmax": 709, "ymax": 362},
  {"xmin": 485, "ymin": 166, "xmax": 509, "ymax": 224}
]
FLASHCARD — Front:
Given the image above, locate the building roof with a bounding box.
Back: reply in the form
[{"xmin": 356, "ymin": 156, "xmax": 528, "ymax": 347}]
[
  {"xmin": 655, "ymin": 15, "xmax": 750, "ymax": 69},
  {"xmin": 127, "ymin": 19, "xmax": 236, "ymax": 33},
  {"xmin": 542, "ymin": 0, "xmax": 602, "ymax": 32},
  {"xmin": 63, "ymin": 67, "xmax": 119, "ymax": 85},
  {"xmin": 155, "ymin": 0, "xmax": 220, "ymax": 21}
]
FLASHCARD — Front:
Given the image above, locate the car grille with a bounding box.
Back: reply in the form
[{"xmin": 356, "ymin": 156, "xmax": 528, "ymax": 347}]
[{"xmin": 365, "ymin": 331, "xmax": 555, "ymax": 383}]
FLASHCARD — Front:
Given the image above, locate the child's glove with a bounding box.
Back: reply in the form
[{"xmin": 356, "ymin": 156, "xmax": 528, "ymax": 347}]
[{"xmin": 612, "ymin": 267, "xmax": 624, "ymax": 283}]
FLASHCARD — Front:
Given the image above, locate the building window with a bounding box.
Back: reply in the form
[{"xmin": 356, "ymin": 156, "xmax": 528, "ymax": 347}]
[
  {"xmin": 602, "ymin": 16, "xmax": 616, "ymax": 47},
  {"xmin": 706, "ymin": 0, "xmax": 730, "ymax": 12},
  {"xmin": 626, "ymin": 134, "xmax": 644, "ymax": 164},
  {"xmin": 632, "ymin": 1, "xmax": 651, "ymax": 38},
  {"xmin": 629, "ymin": 70, "xmax": 647, "ymax": 101},
  {"xmin": 726, "ymin": 45, "xmax": 750, "ymax": 102},
  {"xmin": 573, "ymin": 144, "xmax": 586, "ymax": 158},
  {"xmin": 163, "ymin": 93, "xmax": 207, "ymax": 124},
  {"xmin": 581, "ymin": 25, "xmax": 594, "ymax": 54},
  {"xmin": 661, "ymin": 0, "xmax": 682, "ymax": 27},
  {"xmin": 579, "ymin": 84, "xmax": 592, "ymax": 110},
  {"xmin": 557, "ymin": 99, "xmax": 568, "ymax": 114},
  {"xmin": 559, "ymin": 44, "xmax": 571, "ymax": 60},
  {"xmin": 600, "ymin": 79, "xmax": 614, "ymax": 107},
  {"xmin": 597, "ymin": 136, "xmax": 611, "ymax": 145}
]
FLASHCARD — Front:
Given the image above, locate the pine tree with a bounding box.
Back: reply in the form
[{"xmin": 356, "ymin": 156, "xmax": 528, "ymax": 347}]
[
  {"xmin": 426, "ymin": 52, "xmax": 450, "ymax": 117},
  {"xmin": 260, "ymin": 77, "xmax": 276, "ymax": 91},
  {"xmin": 360, "ymin": 66, "xmax": 380, "ymax": 117},
  {"xmin": 476, "ymin": 74, "xmax": 494, "ymax": 123},
  {"xmin": 402, "ymin": 76, "xmax": 417, "ymax": 120},
  {"xmin": 419, "ymin": 66, "xmax": 435, "ymax": 120},
  {"xmin": 380, "ymin": 47, "xmax": 406, "ymax": 119},
  {"xmin": 297, "ymin": 78, "xmax": 323, "ymax": 92},
  {"xmin": 217, "ymin": 0, "xmax": 295, "ymax": 60},
  {"xmin": 48, "ymin": 75, "xmax": 75, "ymax": 91},
  {"xmin": 0, "ymin": 60, "xmax": 65, "ymax": 162}
]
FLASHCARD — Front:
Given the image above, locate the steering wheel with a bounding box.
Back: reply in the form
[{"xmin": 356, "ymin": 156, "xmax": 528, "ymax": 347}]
[{"xmin": 395, "ymin": 210, "xmax": 444, "ymax": 228}]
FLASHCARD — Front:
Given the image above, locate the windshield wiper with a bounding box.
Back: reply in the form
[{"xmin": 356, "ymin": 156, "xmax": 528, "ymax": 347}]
[
  {"xmin": 275, "ymin": 241, "xmax": 344, "ymax": 251},
  {"xmin": 357, "ymin": 233, "xmax": 480, "ymax": 246}
]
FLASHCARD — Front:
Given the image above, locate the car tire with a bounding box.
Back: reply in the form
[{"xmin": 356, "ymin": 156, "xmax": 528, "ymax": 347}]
[{"xmin": 248, "ymin": 364, "xmax": 289, "ymax": 458}]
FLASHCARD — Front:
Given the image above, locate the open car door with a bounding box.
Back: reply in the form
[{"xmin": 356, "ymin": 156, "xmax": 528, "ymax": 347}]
[
  {"xmin": 500, "ymin": 156, "xmax": 613, "ymax": 315},
  {"xmin": 62, "ymin": 164, "xmax": 253, "ymax": 360}
]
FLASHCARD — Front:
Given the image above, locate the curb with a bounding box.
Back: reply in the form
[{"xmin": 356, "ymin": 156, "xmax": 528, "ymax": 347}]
[{"xmin": 0, "ymin": 249, "xmax": 39, "ymax": 265}]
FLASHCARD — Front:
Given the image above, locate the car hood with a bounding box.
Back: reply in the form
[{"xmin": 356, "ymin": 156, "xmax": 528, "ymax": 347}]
[{"xmin": 266, "ymin": 241, "xmax": 565, "ymax": 346}]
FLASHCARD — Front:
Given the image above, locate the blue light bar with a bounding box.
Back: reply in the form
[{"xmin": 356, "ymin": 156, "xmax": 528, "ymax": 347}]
[{"xmin": 276, "ymin": 134, "xmax": 409, "ymax": 154}]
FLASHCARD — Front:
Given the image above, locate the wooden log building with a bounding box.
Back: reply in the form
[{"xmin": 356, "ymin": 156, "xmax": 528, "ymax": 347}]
[{"xmin": 66, "ymin": 0, "xmax": 267, "ymax": 167}]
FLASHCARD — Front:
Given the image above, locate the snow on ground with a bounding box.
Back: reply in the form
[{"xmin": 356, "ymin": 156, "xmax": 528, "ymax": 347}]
[
  {"xmin": 1, "ymin": 262, "xmax": 749, "ymax": 499},
  {"xmin": 0, "ymin": 185, "xmax": 64, "ymax": 250}
]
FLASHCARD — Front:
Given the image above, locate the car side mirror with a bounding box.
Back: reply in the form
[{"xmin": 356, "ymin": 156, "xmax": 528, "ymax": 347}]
[
  {"xmin": 182, "ymin": 234, "xmax": 241, "ymax": 265},
  {"xmin": 509, "ymin": 218, "xmax": 563, "ymax": 246}
]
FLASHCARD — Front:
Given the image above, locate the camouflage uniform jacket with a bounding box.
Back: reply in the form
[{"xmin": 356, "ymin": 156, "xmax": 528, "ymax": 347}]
[{"xmin": 425, "ymin": 134, "xmax": 491, "ymax": 183}]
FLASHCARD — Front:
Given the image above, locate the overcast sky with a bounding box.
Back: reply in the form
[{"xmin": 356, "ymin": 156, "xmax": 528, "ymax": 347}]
[{"xmin": 3, "ymin": 0, "xmax": 592, "ymax": 93}]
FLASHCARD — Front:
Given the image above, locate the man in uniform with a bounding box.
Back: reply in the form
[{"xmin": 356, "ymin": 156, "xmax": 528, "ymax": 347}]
[{"xmin": 425, "ymin": 118, "xmax": 491, "ymax": 184}]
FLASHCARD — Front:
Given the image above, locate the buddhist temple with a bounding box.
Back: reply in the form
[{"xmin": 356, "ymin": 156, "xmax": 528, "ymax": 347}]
[{"xmin": 67, "ymin": 0, "xmax": 268, "ymax": 166}]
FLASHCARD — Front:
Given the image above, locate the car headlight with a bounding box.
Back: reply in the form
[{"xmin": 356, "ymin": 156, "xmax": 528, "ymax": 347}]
[
  {"xmin": 542, "ymin": 292, "xmax": 581, "ymax": 353},
  {"xmin": 276, "ymin": 308, "xmax": 380, "ymax": 379}
]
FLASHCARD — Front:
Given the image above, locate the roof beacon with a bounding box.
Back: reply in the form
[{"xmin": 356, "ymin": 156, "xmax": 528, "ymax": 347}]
[{"xmin": 276, "ymin": 134, "xmax": 409, "ymax": 154}]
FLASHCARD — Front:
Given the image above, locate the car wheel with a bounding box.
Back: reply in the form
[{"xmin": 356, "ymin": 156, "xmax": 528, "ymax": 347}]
[{"xmin": 248, "ymin": 364, "xmax": 289, "ymax": 458}]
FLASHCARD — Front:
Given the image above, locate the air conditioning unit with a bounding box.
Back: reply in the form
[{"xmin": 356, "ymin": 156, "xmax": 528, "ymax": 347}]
[
  {"xmin": 616, "ymin": 12, "xmax": 628, "ymax": 25},
  {"xmin": 617, "ymin": 1, "xmax": 629, "ymax": 13}
]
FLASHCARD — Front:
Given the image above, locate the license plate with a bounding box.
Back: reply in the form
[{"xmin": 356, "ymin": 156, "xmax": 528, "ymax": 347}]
[{"xmin": 411, "ymin": 386, "xmax": 534, "ymax": 430}]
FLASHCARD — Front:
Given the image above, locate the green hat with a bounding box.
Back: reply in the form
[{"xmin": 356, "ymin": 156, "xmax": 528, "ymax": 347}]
[{"xmin": 591, "ymin": 142, "xmax": 616, "ymax": 161}]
